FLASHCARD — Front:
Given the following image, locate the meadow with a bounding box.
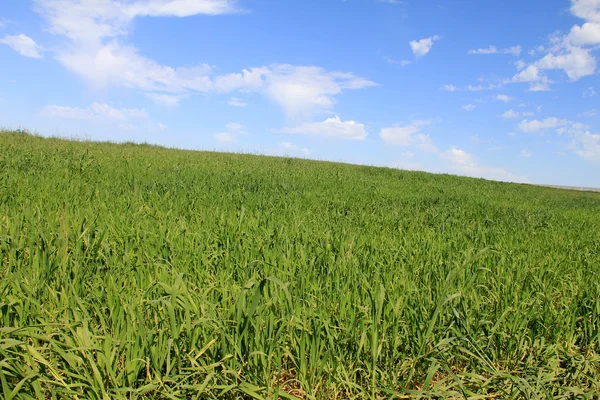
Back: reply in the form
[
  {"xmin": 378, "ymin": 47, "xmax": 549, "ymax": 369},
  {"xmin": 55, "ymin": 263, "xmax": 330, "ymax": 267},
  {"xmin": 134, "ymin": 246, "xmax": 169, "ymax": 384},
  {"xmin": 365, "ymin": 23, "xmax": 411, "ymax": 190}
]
[{"xmin": 1, "ymin": 129, "xmax": 599, "ymax": 399}]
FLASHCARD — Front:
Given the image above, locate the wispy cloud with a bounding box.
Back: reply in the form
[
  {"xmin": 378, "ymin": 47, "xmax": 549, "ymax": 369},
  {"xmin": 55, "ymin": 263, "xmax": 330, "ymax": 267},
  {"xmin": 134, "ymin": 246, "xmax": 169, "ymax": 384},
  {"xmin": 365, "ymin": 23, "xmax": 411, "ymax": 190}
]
[
  {"xmin": 145, "ymin": 93, "xmax": 186, "ymax": 107},
  {"xmin": 501, "ymin": 109, "xmax": 534, "ymax": 119},
  {"xmin": 441, "ymin": 147, "xmax": 529, "ymax": 182},
  {"xmin": 468, "ymin": 45, "xmax": 521, "ymax": 56},
  {"xmin": 277, "ymin": 116, "xmax": 367, "ymax": 140},
  {"xmin": 518, "ymin": 117, "xmax": 570, "ymax": 133},
  {"xmin": 40, "ymin": 102, "xmax": 167, "ymax": 131},
  {"xmin": 579, "ymin": 109, "xmax": 597, "ymax": 117},
  {"xmin": 34, "ymin": 0, "xmax": 376, "ymax": 117},
  {"xmin": 520, "ymin": 149, "xmax": 533, "ymax": 158},
  {"xmin": 584, "ymin": 87, "xmax": 596, "ymax": 97},
  {"xmin": 41, "ymin": 103, "xmax": 148, "ymax": 120},
  {"xmin": 227, "ymin": 97, "xmax": 247, "ymax": 107},
  {"xmin": 380, "ymin": 120, "xmax": 437, "ymax": 151},
  {"xmin": 383, "ymin": 56, "xmax": 411, "ymax": 66},
  {"xmin": 213, "ymin": 122, "xmax": 248, "ymax": 143},
  {"xmin": 279, "ymin": 141, "xmax": 310, "ymax": 156},
  {"xmin": 571, "ymin": 131, "xmax": 600, "ymax": 163},
  {"xmin": 464, "ymin": 83, "xmax": 503, "ymax": 92},
  {"xmin": 0, "ymin": 34, "xmax": 43, "ymax": 58}
]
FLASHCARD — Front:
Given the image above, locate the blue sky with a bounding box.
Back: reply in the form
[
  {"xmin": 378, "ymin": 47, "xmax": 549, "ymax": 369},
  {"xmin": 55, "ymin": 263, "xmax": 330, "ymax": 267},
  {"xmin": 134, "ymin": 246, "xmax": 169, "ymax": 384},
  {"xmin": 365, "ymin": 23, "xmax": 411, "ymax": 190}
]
[{"xmin": 1, "ymin": 0, "xmax": 599, "ymax": 187}]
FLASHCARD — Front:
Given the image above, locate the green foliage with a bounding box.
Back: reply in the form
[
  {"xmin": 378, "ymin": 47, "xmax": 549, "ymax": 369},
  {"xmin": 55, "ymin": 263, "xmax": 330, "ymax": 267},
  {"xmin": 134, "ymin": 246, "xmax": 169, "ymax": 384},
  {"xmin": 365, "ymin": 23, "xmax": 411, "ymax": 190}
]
[{"xmin": 1, "ymin": 129, "xmax": 599, "ymax": 398}]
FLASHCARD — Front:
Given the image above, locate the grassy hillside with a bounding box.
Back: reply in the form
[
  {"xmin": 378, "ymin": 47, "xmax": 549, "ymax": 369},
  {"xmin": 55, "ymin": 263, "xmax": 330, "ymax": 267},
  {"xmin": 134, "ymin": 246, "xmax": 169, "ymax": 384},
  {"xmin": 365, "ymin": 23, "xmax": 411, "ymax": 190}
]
[{"xmin": 1, "ymin": 129, "xmax": 599, "ymax": 399}]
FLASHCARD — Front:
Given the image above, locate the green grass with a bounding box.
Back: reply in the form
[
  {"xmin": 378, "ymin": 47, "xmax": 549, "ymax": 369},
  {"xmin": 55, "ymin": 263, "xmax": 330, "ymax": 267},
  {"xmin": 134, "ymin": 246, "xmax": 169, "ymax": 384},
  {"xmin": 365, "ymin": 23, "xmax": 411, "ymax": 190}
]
[{"xmin": 1, "ymin": 129, "xmax": 599, "ymax": 399}]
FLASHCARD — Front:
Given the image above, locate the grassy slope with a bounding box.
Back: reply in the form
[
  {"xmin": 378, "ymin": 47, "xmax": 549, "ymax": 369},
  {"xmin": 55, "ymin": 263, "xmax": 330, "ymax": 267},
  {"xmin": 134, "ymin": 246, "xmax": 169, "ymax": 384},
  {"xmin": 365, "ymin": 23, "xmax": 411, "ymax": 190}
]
[{"xmin": 1, "ymin": 129, "xmax": 599, "ymax": 399}]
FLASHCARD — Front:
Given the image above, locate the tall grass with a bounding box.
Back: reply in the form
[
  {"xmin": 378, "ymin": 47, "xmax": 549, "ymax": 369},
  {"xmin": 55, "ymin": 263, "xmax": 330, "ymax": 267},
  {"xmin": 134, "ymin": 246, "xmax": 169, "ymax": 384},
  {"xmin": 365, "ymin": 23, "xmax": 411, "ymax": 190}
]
[{"xmin": 1, "ymin": 129, "xmax": 599, "ymax": 399}]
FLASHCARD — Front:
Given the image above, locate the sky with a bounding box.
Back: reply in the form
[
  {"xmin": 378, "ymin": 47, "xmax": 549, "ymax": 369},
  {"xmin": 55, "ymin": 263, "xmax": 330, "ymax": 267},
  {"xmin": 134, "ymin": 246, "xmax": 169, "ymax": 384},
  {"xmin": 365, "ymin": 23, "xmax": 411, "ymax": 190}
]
[{"xmin": 1, "ymin": 0, "xmax": 599, "ymax": 187}]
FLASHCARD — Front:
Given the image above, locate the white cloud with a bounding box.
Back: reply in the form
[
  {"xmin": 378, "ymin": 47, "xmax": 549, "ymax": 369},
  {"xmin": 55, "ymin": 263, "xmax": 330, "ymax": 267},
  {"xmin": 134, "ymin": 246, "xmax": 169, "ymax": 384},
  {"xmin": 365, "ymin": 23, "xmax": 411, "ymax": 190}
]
[
  {"xmin": 442, "ymin": 147, "xmax": 475, "ymax": 165},
  {"xmin": 518, "ymin": 117, "xmax": 570, "ymax": 133},
  {"xmin": 466, "ymin": 85, "xmax": 485, "ymax": 92},
  {"xmin": 555, "ymin": 115, "xmax": 600, "ymax": 162},
  {"xmin": 145, "ymin": 93, "xmax": 186, "ymax": 106},
  {"xmin": 215, "ymin": 65, "xmax": 376, "ymax": 117},
  {"xmin": 572, "ymin": 131, "xmax": 600, "ymax": 162},
  {"xmin": 251, "ymin": 65, "xmax": 376, "ymax": 118},
  {"xmin": 567, "ymin": 22, "xmax": 600, "ymax": 46},
  {"xmin": 464, "ymin": 83, "xmax": 503, "ymax": 92},
  {"xmin": 35, "ymin": 1, "xmax": 375, "ymax": 117},
  {"xmin": 579, "ymin": 109, "xmax": 598, "ymax": 116},
  {"xmin": 468, "ymin": 45, "xmax": 498, "ymax": 55},
  {"xmin": 279, "ymin": 142, "xmax": 310, "ymax": 156},
  {"xmin": 40, "ymin": 102, "xmax": 165, "ymax": 131},
  {"xmin": 441, "ymin": 147, "xmax": 529, "ymax": 182},
  {"xmin": 379, "ymin": 120, "xmax": 436, "ymax": 151},
  {"xmin": 35, "ymin": 0, "xmax": 238, "ymax": 44},
  {"xmin": 584, "ymin": 86, "xmax": 596, "ymax": 97},
  {"xmin": 495, "ymin": 94, "xmax": 513, "ymax": 102},
  {"xmin": 468, "ymin": 45, "xmax": 521, "ymax": 56},
  {"xmin": 510, "ymin": 65, "xmax": 552, "ymax": 91},
  {"xmin": 278, "ymin": 116, "xmax": 367, "ymax": 140},
  {"xmin": 528, "ymin": 81, "xmax": 552, "ymax": 92},
  {"xmin": 0, "ymin": 34, "xmax": 43, "ymax": 58},
  {"xmin": 502, "ymin": 110, "xmax": 520, "ymax": 119},
  {"xmin": 511, "ymin": 65, "xmax": 542, "ymax": 82},
  {"xmin": 502, "ymin": 109, "xmax": 534, "ymax": 119},
  {"xmin": 504, "ymin": 45, "xmax": 523, "ymax": 56},
  {"xmin": 510, "ymin": 2, "xmax": 599, "ymax": 91},
  {"xmin": 470, "ymin": 135, "xmax": 494, "ymax": 145},
  {"xmin": 227, "ymin": 97, "xmax": 247, "ymax": 107},
  {"xmin": 384, "ymin": 56, "xmax": 411, "ymax": 66},
  {"xmin": 409, "ymin": 35, "xmax": 440, "ymax": 57},
  {"xmin": 570, "ymin": 0, "xmax": 600, "ymax": 23},
  {"xmin": 212, "ymin": 67, "xmax": 268, "ymax": 93},
  {"xmin": 214, "ymin": 132, "xmax": 235, "ymax": 143},
  {"xmin": 529, "ymin": 45, "xmax": 546, "ymax": 56},
  {"xmin": 536, "ymin": 46, "xmax": 597, "ymax": 81},
  {"xmin": 41, "ymin": 105, "xmax": 94, "ymax": 119},
  {"xmin": 462, "ymin": 104, "xmax": 476, "ymax": 111},
  {"xmin": 520, "ymin": 150, "xmax": 533, "ymax": 158},
  {"xmin": 384, "ymin": 124, "xmax": 527, "ymax": 183},
  {"xmin": 41, "ymin": 102, "xmax": 148, "ymax": 120},
  {"xmin": 55, "ymin": 46, "xmax": 375, "ymax": 117},
  {"xmin": 57, "ymin": 41, "xmax": 215, "ymax": 92},
  {"xmin": 280, "ymin": 142, "xmax": 296, "ymax": 150},
  {"xmin": 440, "ymin": 84, "xmax": 456, "ymax": 92},
  {"xmin": 389, "ymin": 160, "xmax": 426, "ymax": 171},
  {"xmin": 123, "ymin": 0, "xmax": 239, "ymax": 18},
  {"xmin": 213, "ymin": 121, "xmax": 248, "ymax": 143},
  {"xmin": 225, "ymin": 122, "xmax": 246, "ymax": 133}
]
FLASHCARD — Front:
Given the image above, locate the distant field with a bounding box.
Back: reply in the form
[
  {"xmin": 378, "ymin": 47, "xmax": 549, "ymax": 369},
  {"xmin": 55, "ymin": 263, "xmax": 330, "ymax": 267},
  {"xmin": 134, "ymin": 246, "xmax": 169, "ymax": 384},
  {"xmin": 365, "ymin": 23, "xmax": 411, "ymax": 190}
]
[
  {"xmin": 536, "ymin": 184, "xmax": 600, "ymax": 193},
  {"xmin": 1, "ymin": 129, "xmax": 599, "ymax": 399}
]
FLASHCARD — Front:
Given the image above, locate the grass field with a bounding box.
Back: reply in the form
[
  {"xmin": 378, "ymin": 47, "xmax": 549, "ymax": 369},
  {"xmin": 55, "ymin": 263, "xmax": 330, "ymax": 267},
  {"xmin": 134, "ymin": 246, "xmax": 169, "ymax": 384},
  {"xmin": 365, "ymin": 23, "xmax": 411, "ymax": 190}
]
[{"xmin": 1, "ymin": 129, "xmax": 599, "ymax": 399}]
